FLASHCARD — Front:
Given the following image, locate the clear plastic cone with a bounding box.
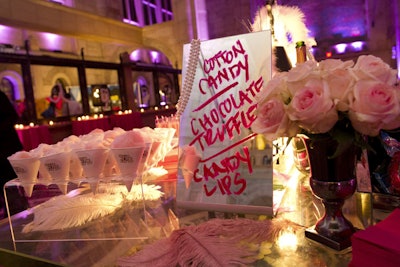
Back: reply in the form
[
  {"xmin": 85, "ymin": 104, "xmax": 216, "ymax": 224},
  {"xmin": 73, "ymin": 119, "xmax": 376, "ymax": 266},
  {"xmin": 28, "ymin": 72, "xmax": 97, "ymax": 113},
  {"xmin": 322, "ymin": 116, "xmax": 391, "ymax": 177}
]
[
  {"xmin": 89, "ymin": 181, "xmax": 99, "ymax": 194},
  {"xmin": 57, "ymin": 183, "xmax": 69, "ymax": 195},
  {"xmin": 74, "ymin": 148, "xmax": 109, "ymax": 179},
  {"xmin": 8, "ymin": 157, "xmax": 40, "ymax": 185},
  {"xmin": 111, "ymin": 146, "xmax": 145, "ymax": 177},
  {"xmin": 69, "ymin": 153, "xmax": 83, "ymax": 184},
  {"xmin": 39, "ymin": 152, "xmax": 71, "ymax": 193},
  {"xmin": 123, "ymin": 179, "xmax": 134, "ymax": 192},
  {"xmin": 102, "ymin": 151, "xmax": 117, "ymax": 180},
  {"xmin": 38, "ymin": 162, "xmax": 52, "ymax": 183},
  {"xmin": 21, "ymin": 182, "xmax": 35, "ymax": 197}
]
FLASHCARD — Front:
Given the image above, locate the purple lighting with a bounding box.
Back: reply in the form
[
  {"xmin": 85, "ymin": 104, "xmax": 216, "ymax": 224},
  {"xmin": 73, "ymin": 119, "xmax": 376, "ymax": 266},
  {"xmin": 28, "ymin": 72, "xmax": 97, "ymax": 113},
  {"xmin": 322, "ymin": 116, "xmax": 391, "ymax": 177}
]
[
  {"xmin": 150, "ymin": 51, "xmax": 159, "ymax": 63},
  {"xmin": 351, "ymin": 41, "xmax": 364, "ymax": 52},
  {"xmin": 123, "ymin": 18, "xmax": 139, "ymax": 26},
  {"xmin": 130, "ymin": 50, "xmax": 141, "ymax": 61}
]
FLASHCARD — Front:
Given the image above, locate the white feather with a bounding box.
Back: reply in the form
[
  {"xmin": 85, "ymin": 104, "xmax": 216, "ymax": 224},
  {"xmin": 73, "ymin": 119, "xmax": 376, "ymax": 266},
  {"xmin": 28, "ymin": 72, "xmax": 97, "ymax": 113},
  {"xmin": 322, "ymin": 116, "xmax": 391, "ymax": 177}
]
[
  {"xmin": 22, "ymin": 183, "xmax": 164, "ymax": 233},
  {"xmin": 252, "ymin": 5, "xmax": 317, "ymax": 67}
]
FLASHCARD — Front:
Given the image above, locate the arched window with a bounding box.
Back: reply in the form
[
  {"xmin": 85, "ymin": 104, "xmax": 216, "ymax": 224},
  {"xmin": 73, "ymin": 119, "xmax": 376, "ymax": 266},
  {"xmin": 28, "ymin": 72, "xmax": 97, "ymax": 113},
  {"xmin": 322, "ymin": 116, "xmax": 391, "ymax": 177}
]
[{"xmin": 0, "ymin": 77, "xmax": 15, "ymax": 103}]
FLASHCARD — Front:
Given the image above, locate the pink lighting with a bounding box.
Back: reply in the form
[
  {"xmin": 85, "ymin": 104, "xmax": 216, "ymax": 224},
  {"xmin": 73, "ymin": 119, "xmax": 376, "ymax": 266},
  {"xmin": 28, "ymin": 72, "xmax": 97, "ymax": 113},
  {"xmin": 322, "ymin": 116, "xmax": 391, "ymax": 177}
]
[
  {"xmin": 0, "ymin": 24, "xmax": 15, "ymax": 44},
  {"xmin": 41, "ymin": 32, "xmax": 63, "ymax": 51},
  {"xmin": 334, "ymin": 43, "xmax": 347, "ymax": 54}
]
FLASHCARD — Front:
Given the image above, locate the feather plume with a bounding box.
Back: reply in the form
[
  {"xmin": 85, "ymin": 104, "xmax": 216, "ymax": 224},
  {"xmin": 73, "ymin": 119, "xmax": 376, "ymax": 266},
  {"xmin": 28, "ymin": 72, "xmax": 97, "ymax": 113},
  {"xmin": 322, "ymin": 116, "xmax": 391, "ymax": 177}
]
[
  {"xmin": 23, "ymin": 193, "xmax": 123, "ymax": 232},
  {"xmin": 22, "ymin": 183, "xmax": 164, "ymax": 232},
  {"xmin": 251, "ymin": 5, "xmax": 317, "ymax": 69},
  {"xmin": 195, "ymin": 217, "xmax": 301, "ymax": 243},
  {"xmin": 117, "ymin": 217, "xmax": 302, "ymax": 266},
  {"xmin": 118, "ymin": 227, "xmax": 255, "ymax": 267}
]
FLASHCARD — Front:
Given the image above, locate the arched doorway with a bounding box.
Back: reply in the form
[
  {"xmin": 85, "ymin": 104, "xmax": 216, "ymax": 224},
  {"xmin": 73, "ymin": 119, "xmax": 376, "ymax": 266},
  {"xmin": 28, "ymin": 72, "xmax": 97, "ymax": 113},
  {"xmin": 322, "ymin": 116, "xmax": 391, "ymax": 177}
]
[
  {"xmin": 133, "ymin": 76, "xmax": 151, "ymax": 108},
  {"xmin": 129, "ymin": 47, "xmax": 180, "ymax": 108},
  {"xmin": 0, "ymin": 72, "xmax": 26, "ymax": 120}
]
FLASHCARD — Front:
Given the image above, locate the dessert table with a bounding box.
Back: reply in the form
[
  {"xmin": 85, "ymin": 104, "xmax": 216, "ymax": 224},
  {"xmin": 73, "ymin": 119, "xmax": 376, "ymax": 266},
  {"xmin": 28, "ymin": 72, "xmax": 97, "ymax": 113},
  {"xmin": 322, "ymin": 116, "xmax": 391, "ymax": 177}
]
[
  {"xmin": 16, "ymin": 125, "xmax": 53, "ymax": 151},
  {"xmin": 71, "ymin": 117, "xmax": 111, "ymax": 136},
  {"xmin": 109, "ymin": 112, "xmax": 143, "ymax": 130},
  {"xmin": 0, "ymin": 169, "xmax": 372, "ymax": 267}
]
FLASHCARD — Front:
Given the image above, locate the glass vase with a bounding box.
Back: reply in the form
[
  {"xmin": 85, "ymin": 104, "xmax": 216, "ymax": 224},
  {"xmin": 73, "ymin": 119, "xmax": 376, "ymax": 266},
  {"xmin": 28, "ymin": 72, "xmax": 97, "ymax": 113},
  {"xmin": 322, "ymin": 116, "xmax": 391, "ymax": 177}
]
[{"xmin": 303, "ymin": 135, "xmax": 359, "ymax": 250}]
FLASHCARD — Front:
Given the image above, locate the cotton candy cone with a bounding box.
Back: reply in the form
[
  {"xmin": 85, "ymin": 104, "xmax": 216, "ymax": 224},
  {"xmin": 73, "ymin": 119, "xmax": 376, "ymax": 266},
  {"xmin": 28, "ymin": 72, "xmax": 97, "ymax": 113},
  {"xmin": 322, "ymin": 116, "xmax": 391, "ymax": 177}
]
[
  {"xmin": 57, "ymin": 183, "xmax": 68, "ymax": 195},
  {"xmin": 74, "ymin": 148, "xmax": 108, "ymax": 178},
  {"xmin": 69, "ymin": 154, "xmax": 83, "ymax": 182},
  {"xmin": 123, "ymin": 179, "xmax": 134, "ymax": 192},
  {"xmin": 111, "ymin": 146, "xmax": 145, "ymax": 177},
  {"xmin": 40, "ymin": 152, "xmax": 71, "ymax": 184},
  {"xmin": 21, "ymin": 183, "xmax": 34, "ymax": 198},
  {"xmin": 103, "ymin": 152, "xmax": 116, "ymax": 179},
  {"xmin": 90, "ymin": 181, "xmax": 99, "ymax": 194},
  {"xmin": 183, "ymin": 171, "xmax": 193, "ymax": 189},
  {"xmin": 8, "ymin": 157, "xmax": 40, "ymax": 185}
]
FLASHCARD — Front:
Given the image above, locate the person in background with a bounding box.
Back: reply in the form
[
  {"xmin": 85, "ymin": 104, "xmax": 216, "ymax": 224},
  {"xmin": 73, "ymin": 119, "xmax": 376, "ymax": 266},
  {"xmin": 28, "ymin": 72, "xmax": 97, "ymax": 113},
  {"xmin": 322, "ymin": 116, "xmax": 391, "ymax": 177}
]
[
  {"xmin": 0, "ymin": 90, "xmax": 24, "ymax": 219},
  {"xmin": 41, "ymin": 84, "xmax": 66, "ymax": 118},
  {"xmin": 63, "ymin": 92, "xmax": 83, "ymax": 116}
]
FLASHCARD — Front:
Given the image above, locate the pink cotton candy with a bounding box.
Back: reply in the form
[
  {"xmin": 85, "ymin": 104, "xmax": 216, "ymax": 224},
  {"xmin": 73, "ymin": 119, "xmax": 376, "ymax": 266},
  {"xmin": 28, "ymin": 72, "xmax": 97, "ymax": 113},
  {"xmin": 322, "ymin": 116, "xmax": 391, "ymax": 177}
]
[
  {"xmin": 104, "ymin": 128, "xmax": 125, "ymax": 140},
  {"xmin": 181, "ymin": 145, "xmax": 201, "ymax": 172},
  {"xmin": 9, "ymin": 151, "xmax": 33, "ymax": 160},
  {"xmin": 84, "ymin": 142, "xmax": 107, "ymax": 149},
  {"xmin": 111, "ymin": 130, "xmax": 145, "ymax": 148}
]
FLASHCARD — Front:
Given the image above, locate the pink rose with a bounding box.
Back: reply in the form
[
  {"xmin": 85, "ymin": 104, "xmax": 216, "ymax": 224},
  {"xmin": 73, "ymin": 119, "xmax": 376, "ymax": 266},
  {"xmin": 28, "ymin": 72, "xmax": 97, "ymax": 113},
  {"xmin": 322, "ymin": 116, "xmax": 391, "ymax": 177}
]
[
  {"xmin": 252, "ymin": 97, "xmax": 299, "ymax": 141},
  {"xmin": 286, "ymin": 60, "xmax": 318, "ymax": 84},
  {"xmin": 349, "ymin": 80, "xmax": 400, "ymax": 136},
  {"xmin": 318, "ymin": 58, "xmax": 354, "ymax": 72},
  {"xmin": 324, "ymin": 68, "xmax": 355, "ymax": 111},
  {"xmin": 353, "ymin": 55, "xmax": 397, "ymax": 85},
  {"xmin": 256, "ymin": 72, "xmax": 289, "ymax": 103},
  {"xmin": 287, "ymin": 78, "xmax": 338, "ymax": 133}
]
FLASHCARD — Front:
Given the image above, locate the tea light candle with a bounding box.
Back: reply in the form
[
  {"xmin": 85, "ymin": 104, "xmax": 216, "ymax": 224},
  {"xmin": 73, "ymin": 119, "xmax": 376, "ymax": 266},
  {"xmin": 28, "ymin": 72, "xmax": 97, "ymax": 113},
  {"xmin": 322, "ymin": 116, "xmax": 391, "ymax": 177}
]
[
  {"xmin": 49, "ymin": 121, "xmax": 54, "ymax": 126},
  {"xmin": 94, "ymin": 114, "xmax": 98, "ymax": 119},
  {"xmin": 78, "ymin": 117, "xmax": 82, "ymax": 121},
  {"xmin": 118, "ymin": 111, "xmax": 123, "ymax": 115},
  {"xmin": 140, "ymin": 108, "xmax": 144, "ymax": 113},
  {"xmin": 99, "ymin": 114, "xmax": 104, "ymax": 118},
  {"xmin": 29, "ymin": 122, "xmax": 34, "ymax": 127},
  {"xmin": 154, "ymin": 107, "xmax": 159, "ymax": 111}
]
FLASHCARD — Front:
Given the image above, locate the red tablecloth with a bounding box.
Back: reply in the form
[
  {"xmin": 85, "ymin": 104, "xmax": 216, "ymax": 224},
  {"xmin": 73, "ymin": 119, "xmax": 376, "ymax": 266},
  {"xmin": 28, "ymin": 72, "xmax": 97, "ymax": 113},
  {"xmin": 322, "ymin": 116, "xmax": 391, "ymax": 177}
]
[
  {"xmin": 71, "ymin": 117, "xmax": 112, "ymax": 136},
  {"xmin": 109, "ymin": 112, "xmax": 144, "ymax": 131},
  {"xmin": 17, "ymin": 125, "xmax": 53, "ymax": 151}
]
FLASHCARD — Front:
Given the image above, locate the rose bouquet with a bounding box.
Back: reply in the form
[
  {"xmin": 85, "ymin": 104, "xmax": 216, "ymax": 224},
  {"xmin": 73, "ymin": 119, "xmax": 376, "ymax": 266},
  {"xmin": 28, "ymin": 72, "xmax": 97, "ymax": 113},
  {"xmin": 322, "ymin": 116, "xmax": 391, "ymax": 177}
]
[{"xmin": 252, "ymin": 55, "xmax": 400, "ymax": 155}]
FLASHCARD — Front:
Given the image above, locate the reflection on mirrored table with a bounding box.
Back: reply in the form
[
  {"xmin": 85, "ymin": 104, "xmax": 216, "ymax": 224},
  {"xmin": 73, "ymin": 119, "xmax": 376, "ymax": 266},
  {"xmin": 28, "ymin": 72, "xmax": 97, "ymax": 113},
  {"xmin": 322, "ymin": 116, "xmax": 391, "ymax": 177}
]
[{"xmin": 0, "ymin": 158, "xmax": 375, "ymax": 267}]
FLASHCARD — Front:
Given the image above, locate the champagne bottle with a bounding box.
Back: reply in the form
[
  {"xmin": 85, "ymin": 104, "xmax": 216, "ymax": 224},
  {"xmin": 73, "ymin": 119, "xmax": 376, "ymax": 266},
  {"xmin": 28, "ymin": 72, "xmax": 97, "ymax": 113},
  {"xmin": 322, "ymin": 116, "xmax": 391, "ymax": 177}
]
[
  {"xmin": 295, "ymin": 41, "xmax": 307, "ymax": 64},
  {"xmin": 292, "ymin": 41, "xmax": 310, "ymax": 172}
]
